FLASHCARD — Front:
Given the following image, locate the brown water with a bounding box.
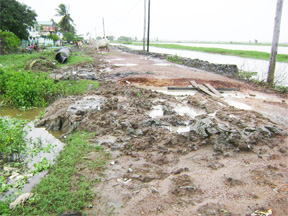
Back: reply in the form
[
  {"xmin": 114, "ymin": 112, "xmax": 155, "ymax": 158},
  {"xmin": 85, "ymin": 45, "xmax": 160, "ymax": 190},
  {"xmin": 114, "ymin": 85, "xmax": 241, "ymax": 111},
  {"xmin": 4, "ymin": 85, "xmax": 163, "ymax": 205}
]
[{"xmin": 0, "ymin": 106, "xmax": 45, "ymax": 120}]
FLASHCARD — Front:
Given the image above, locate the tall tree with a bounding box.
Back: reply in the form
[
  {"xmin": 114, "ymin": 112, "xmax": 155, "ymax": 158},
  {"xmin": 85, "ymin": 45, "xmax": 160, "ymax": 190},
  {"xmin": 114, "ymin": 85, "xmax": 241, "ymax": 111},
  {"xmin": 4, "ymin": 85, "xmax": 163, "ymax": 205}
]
[
  {"xmin": 0, "ymin": 0, "xmax": 37, "ymax": 39},
  {"xmin": 50, "ymin": 18, "xmax": 59, "ymax": 32},
  {"xmin": 55, "ymin": 4, "xmax": 75, "ymax": 33}
]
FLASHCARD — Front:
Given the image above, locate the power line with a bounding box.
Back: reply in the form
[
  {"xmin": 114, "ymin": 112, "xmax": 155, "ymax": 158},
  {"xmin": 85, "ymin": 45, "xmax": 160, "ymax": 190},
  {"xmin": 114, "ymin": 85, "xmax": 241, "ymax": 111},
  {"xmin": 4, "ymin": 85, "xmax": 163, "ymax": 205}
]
[{"xmin": 108, "ymin": 0, "xmax": 142, "ymax": 27}]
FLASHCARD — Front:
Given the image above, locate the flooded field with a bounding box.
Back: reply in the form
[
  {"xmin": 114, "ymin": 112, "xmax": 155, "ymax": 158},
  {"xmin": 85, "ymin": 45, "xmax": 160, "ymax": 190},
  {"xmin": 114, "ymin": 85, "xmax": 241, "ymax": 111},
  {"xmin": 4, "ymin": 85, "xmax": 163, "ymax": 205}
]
[
  {"xmin": 118, "ymin": 44, "xmax": 288, "ymax": 86},
  {"xmin": 169, "ymin": 42, "xmax": 288, "ymax": 54}
]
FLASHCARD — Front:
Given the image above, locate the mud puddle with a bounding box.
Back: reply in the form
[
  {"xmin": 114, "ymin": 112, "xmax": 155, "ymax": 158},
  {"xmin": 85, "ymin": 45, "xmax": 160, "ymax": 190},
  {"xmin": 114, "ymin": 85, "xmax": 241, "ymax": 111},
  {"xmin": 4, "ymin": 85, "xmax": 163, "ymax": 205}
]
[
  {"xmin": 0, "ymin": 106, "xmax": 45, "ymax": 120},
  {"xmin": 0, "ymin": 108, "xmax": 65, "ymax": 201}
]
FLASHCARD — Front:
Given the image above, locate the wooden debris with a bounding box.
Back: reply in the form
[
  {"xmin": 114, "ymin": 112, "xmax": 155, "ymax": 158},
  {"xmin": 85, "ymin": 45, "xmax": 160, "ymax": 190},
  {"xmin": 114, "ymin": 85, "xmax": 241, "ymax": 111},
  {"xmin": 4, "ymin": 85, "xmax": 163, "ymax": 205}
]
[
  {"xmin": 167, "ymin": 87, "xmax": 240, "ymax": 91},
  {"xmin": 204, "ymin": 83, "xmax": 223, "ymax": 98},
  {"xmin": 190, "ymin": 81, "xmax": 219, "ymax": 97},
  {"xmin": 190, "ymin": 80, "xmax": 199, "ymax": 88}
]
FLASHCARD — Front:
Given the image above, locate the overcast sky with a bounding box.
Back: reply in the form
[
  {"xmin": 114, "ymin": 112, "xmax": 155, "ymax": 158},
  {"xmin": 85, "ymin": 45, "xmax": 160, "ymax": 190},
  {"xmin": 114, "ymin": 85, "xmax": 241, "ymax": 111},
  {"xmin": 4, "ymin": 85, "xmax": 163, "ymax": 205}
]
[{"xmin": 20, "ymin": 0, "xmax": 288, "ymax": 43}]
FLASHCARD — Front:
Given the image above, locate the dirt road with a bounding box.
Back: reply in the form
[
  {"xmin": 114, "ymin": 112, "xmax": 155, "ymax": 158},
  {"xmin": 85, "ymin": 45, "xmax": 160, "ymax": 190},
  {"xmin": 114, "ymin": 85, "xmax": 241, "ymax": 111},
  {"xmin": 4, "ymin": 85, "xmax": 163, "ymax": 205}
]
[{"xmin": 40, "ymin": 46, "xmax": 288, "ymax": 215}]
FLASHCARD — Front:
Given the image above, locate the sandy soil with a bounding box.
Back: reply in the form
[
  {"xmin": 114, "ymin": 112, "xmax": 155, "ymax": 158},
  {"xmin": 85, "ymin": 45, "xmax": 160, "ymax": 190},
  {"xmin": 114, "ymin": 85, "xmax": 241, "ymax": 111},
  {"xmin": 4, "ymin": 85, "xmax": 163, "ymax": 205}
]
[{"xmin": 40, "ymin": 47, "xmax": 288, "ymax": 216}]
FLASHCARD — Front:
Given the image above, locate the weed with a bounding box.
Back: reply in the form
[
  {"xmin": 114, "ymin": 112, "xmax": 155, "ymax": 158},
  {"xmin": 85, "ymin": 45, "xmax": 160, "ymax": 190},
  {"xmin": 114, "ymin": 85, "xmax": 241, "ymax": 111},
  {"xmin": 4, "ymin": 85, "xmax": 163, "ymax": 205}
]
[
  {"xmin": 0, "ymin": 117, "xmax": 28, "ymax": 157},
  {"xmin": 166, "ymin": 54, "xmax": 183, "ymax": 64},
  {"xmin": 31, "ymin": 157, "xmax": 51, "ymax": 175},
  {"xmin": 0, "ymin": 200, "xmax": 11, "ymax": 215},
  {"xmin": 276, "ymin": 86, "xmax": 288, "ymax": 93},
  {"xmin": 238, "ymin": 71, "xmax": 258, "ymax": 81},
  {"xmin": 58, "ymin": 80, "xmax": 99, "ymax": 96}
]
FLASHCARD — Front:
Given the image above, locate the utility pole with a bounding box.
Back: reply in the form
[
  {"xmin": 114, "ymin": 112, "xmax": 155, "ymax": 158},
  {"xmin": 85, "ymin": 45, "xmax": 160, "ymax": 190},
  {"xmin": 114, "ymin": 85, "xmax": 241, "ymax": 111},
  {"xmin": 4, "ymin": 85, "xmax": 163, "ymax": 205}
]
[
  {"xmin": 267, "ymin": 0, "xmax": 284, "ymax": 86},
  {"xmin": 102, "ymin": 17, "xmax": 106, "ymax": 38},
  {"xmin": 147, "ymin": 0, "xmax": 151, "ymax": 52},
  {"xmin": 143, "ymin": 0, "xmax": 146, "ymax": 51}
]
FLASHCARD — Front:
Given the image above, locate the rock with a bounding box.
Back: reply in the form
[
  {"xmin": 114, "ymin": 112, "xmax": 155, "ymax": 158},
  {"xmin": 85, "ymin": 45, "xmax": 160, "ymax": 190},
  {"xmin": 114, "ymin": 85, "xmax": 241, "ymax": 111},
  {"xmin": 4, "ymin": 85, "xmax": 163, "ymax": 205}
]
[
  {"xmin": 86, "ymin": 84, "xmax": 94, "ymax": 91},
  {"xmin": 265, "ymin": 125, "xmax": 286, "ymax": 136}
]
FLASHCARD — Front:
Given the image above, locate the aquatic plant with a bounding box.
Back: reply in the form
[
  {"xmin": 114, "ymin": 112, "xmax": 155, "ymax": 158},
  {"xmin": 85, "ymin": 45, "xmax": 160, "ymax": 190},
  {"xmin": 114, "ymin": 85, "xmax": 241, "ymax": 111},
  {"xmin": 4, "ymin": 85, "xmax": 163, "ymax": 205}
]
[{"xmin": 0, "ymin": 117, "xmax": 28, "ymax": 157}]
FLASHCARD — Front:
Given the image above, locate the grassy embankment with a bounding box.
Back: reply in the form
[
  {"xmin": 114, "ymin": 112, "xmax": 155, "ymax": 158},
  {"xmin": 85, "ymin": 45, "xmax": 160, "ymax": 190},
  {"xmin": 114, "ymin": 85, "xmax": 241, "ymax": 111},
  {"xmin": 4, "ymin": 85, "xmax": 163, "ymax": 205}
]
[
  {"xmin": 0, "ymin": 49, "xmax": 97, "ymax": 108},
  {"xmin": 1, "ymin": 131, "xmax": 110, "ymax": 216},
  {"xmin": 133, "ymin": 43, "xmax": 288, "ymax": 63},
  {"xmin": 0, "ymin": 49, "xmax": 108, "ymax": 215}
]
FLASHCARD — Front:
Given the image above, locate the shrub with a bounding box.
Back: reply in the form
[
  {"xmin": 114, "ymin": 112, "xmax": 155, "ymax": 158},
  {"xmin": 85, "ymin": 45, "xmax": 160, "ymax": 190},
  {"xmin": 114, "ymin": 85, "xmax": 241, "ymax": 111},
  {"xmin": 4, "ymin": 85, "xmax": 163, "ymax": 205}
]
[
  {"xmin": 0, "ymin": 30, "xmax": 21, "ymax": 54},
  {"xmin": 238, "ymin": 71, "xmax": 258, "ymax": 81},
  {"xmin": 0, "ymin": 68, "xmax": 60, "ymax": 107}
]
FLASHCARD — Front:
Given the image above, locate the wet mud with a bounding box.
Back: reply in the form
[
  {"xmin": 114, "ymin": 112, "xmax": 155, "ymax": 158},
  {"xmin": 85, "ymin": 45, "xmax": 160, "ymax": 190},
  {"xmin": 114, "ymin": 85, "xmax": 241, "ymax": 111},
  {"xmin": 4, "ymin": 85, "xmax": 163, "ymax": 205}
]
[{"xmin": 35, "ymin": 47, "xmax": 288, "ymax": 215}]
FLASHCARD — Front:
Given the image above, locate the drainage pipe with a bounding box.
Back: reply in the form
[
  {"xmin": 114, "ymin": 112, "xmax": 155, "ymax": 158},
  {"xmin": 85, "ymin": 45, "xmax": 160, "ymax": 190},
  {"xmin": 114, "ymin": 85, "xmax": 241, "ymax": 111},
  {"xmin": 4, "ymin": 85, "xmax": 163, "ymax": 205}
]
[{"xmin": 55, "ymin": 47, "xmax": 70, "ymax": 63}]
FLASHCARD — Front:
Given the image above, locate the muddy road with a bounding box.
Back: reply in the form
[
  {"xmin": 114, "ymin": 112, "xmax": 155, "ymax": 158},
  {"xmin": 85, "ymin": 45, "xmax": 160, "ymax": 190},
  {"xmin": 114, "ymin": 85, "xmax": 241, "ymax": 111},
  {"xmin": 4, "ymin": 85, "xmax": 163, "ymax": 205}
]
[{"xmin": 38, "ymin": 46, "xmax": 288, "ymax": 215}]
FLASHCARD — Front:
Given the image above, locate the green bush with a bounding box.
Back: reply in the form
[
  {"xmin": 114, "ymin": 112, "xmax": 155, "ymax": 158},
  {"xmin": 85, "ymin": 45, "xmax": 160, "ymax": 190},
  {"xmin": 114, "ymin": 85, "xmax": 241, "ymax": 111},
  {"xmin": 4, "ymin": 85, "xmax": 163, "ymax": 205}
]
[
  {"xmin": 0, "ymin": 68, "xmax": 60, "ymax": 107},
  {"xmin": 0, "ymin": 30, "xmax": 21, "ymax": 54}
]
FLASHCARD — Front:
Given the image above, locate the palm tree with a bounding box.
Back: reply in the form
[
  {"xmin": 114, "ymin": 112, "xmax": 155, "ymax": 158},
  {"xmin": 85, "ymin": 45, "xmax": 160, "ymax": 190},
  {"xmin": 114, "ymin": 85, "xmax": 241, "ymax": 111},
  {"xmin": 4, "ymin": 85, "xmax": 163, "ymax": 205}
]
[
  {"xmin": 55, "ymin": 4, "xmax": 74, "ymax": 33},
  {"xmin": 50, "ymin": 18, "xmax": 58, "ymax": 32}
]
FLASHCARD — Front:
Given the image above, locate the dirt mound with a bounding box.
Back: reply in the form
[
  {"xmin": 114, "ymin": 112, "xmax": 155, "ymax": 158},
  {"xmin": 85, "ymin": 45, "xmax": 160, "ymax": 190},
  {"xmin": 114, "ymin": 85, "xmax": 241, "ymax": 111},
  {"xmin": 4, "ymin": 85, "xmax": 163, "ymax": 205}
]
[
  {"xmin": 38, "ymin": 81, "xmax": 285, "ymax": 154},
  {"xmin": 25, "ymin": 57, "xmax": 56, "ymax": 72},
  {"xmin": 36, "ymin": 48, "xmax": 288, "ymax": 215}
]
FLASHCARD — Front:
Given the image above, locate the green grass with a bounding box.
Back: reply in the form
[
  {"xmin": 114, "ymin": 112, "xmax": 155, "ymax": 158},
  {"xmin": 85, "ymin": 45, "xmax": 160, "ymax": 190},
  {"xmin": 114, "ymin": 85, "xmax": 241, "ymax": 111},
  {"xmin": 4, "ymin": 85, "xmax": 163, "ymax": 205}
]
[
  {"xmin": 59, "ymin": 80, "xmax": 99, "ymax": 96},
  {"xmin": 0, "ymin": 49, "xmax": 98, "ymax": 108},
  {"xmin": 57, "ymin": 54, "xmax": 94, "ymax": 67},
  {"xmin": 133, "ymin": 43, "xmax": 288, "ymax": 62},
  {"xmin": 0, "ymin": 50, "xmax": 55, "ymax": 70},
  {"xmin": 2, "ymin": 131, "xmax": 110, "ymax": 216},
  {"xmin": 0, "ymin": 50, "xmax": 93, "ymax": 69}
]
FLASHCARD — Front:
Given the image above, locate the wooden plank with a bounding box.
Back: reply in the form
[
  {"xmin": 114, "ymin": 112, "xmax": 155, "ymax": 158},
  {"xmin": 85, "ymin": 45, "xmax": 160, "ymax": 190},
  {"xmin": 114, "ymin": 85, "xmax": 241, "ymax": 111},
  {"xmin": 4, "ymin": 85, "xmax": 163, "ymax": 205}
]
[
  {"xmin": 167, "ymin": 86, "xmax": 240, "ymax": 91},
  {"xmin": 190, "ymin": 80, "xmax": 198, "ymax": 88},
  {"xmin": 190, "ymin": 80, "xmax": 218, "ymax": 97},
  {"xmin": 204, "ymin": 83, "xmax": 223, "ymax": 97},
  {"xmin": 197, "ymin": 85, "xmax": 218, "ymax": 97}
]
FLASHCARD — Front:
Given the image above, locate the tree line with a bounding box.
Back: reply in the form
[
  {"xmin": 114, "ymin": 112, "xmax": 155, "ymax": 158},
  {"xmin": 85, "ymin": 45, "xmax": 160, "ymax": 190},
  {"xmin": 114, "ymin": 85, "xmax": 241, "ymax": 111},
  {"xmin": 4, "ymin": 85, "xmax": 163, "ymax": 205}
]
[{"xmin": 0, "ymin": 0, "xmax": 79, "ymax": 54}]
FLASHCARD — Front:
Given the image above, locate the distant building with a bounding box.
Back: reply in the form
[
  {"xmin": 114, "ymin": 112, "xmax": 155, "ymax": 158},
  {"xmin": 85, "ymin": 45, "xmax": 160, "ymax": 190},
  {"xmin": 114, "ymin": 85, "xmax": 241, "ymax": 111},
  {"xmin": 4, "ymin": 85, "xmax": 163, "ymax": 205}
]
[{"xmin": 28, "ymin": 21, "xmax": 62, "ymax": 41}]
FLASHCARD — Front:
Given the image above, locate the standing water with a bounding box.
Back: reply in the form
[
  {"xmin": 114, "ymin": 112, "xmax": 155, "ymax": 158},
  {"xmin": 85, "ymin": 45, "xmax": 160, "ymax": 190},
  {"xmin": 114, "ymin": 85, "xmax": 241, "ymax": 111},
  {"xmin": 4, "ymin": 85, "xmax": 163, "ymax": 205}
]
[
  {"xmin": 118, "ymin": 43, "xmax": 288, "ymax": 86},
  {"xmin": 0, "ymin": 106, "xmax": 65, "ymax": 201}
]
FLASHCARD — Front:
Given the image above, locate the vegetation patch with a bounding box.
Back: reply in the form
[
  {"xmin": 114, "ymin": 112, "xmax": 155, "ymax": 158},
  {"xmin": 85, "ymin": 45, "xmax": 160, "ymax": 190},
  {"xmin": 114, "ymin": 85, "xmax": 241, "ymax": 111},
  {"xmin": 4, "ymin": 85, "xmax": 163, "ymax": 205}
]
[
  {"xmin": 2, "ymin": 131, "xmax": 110, "ymax": 216},
  {"xmin": 60, "ymin": 80, "xmax": 99, "ymax": 96},
  {"xmin": 238, "ymin": 71, "xmax": 258, "ymax": 82},
  {"xmin": 0, "ymin": 49, "xmax": 99, "ymax": 109},
  {"xmin": 166, "ymin": 54, "xmax": 183, "ymax": 64},
  {"xmin": 0, "ymin": 117, "xmax": 28, "ymax": 158},
  {"xmin": 0, "ymin": 50, "xmax": 55, "ymax": 70},
  {"xmin": 56, "ymin": 54, "xmax": 94, "ymax": 67},
  {"xmin": 0, "ymin": 31, "xmax": 21, "ymax": 54},
  {"xmin": 0, "ymin": 68, "xmax": 60, "ymax": 108}
]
